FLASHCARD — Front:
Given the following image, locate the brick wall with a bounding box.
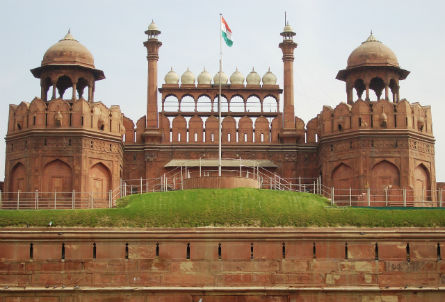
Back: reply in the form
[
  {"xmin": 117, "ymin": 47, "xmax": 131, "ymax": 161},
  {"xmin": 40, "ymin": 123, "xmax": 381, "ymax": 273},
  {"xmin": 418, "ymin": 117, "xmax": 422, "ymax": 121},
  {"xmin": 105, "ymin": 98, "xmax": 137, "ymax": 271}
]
[{"xmin": 0, "ymin": 228, "xmax": 444, "ymax": 301}]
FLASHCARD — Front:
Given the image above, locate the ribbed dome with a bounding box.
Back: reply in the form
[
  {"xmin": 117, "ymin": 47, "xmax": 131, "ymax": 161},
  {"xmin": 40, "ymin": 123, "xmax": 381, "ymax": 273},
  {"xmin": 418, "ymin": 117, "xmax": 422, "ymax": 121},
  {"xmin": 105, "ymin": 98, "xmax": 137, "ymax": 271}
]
[
  {"xmin": 230, "ymin": 68, "xmax": 244, "ymax": 85},
  {"xmin": 213, "ymin": 71, "xmax": 228, "ymax": 85},
  {"xmin": 262, "ymin": 68, "xmax": 277, "ymax": 85},
  {"xmin": 181, "ymin": 68, "xmax": 195, "ymax": 85},
  {"xmin": 246, "ymin": 68, "xmax": 261, "ymax": 85},
  {"xmin": 347, "ymin": 33, "xmax": 399, "ymax": 69},
  {"xmin": 197, "ymin": 68, "xmax": 212, "ymax": 85},
  {"xmin": 42, "ymin": 31, "xmax": 95, "ymax": 69},
  {"xmin": 147, "ymin": 20, "xmax": 160, "ymax": 33},
  {"xmin": 164, "ymin": 67, "xmax": 179, "ymax": 84}
]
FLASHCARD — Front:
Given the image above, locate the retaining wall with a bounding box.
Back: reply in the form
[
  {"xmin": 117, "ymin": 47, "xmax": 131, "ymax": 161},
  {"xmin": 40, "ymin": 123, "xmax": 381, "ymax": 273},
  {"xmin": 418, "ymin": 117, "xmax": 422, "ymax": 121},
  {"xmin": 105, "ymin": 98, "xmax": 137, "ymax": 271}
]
[
  {"xmin": 0, "ymin": 228, "xmax": 444, "ymax": 301},
  {"xmin": 183, "ymin": 176, "xmax": 259, "ymax": 189}
]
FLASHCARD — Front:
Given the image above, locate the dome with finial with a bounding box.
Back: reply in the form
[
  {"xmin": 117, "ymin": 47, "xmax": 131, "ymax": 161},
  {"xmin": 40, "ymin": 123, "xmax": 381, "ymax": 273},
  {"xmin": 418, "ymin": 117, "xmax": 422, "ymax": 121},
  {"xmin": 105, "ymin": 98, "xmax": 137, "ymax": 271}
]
[
  {"xmin": 181, "ymin": 68, "xmax": 195, "ymax": 85},
  {"xmin": 246, "ymin": 68, "xmax": 261, "ymax": 85},
  {"xmin": 213, "ymin": 71, "xmax": 228, "ymax": 85},
  {"xmin": 262, "ymin": 68, "xmax": 277, "ymax": 85},
  {"xmin": 280, "ymin": 21, "xmax": 296, "ymax": 39},
  {"xmin": 145, "ymin": 20, "xmax": 161, "ymax": 37},
  {"xmin": 197, "ymin": 68, "xmax": 212, "ymax": 85},
  {"xmin": 347, "ymin": 32, "xmax": 399, "ymax": 69},
  {"xmin": 230, "ymin": 68, "xmax": 244, "ymax": 85},
  {"xmin": 42, "ymin": 30, "xmax": 95, "ymax": 69},
  {"xmin": 164, "ymin": 67, "xmax": 179, "ymax": 84}
]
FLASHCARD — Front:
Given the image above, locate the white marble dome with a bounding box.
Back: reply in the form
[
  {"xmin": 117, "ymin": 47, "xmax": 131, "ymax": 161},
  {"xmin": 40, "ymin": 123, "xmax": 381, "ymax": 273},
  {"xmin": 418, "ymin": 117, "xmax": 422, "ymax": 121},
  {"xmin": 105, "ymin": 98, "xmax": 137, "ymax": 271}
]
[
  {"xmin": 230, "ymin": 68, "xmax": 244, "ymax": 85},
  {"xmin": 262, "ymin": 68, "xmax": 277, "ymax": 85},
  {"xmin": 181, "ymin": 68, "xmax": 195, "ymax": 85},
  {"xmin": 213, "ymin": 71, "xmax": 228, "ymax": 85},
  {"xmin": 246, "ymin": 68, "xmax": 261, "ymax": 85},
  {"xmin": 164, "ymin": 67, "xmax": 179, "ymax": 84},
  {"xmin": 197, "ymin": 68, "xmax": 212, "ymax": 85}
]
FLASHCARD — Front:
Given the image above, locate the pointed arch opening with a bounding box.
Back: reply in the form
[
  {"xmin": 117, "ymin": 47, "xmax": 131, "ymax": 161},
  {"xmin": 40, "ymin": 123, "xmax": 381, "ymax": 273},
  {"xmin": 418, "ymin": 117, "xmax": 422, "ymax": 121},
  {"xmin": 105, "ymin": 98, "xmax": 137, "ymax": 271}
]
[
  {"xmin": 10, "ymin": 162, "xmax": 26, "ymax": 192},
  {"xmin": 89, "ymin": 163, "xmax": 112, "ymax": 204},
  {"xmin": 353, "ymin": 79, "xmax": 365, "ymax": 100},
  {"xmin": 42, "ymin": 159, "xmax": 73, "ymax": 193},
  {"xmin": 370, "ymin": 160, "xmax": 400, "ymax": 191},
  {"xmin": 369, "ymin": 77, "xmax": 385, "ymax": 100},
  {"xmin": 331, "ymin": 163, "xmax": 355, "ymax": 198},
  {"xmin": 56, "ymin": 75, "xmax": 73, "ymax": 99},
  {"xmin": 414, "ymin": 164, "xmax": 431, "ymax": 201}
]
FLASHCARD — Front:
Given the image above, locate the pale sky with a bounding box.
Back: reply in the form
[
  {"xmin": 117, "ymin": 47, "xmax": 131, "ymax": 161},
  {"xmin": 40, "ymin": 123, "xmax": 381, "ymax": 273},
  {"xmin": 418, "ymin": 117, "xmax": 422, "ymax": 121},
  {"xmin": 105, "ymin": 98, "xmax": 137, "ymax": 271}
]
[{"xmin": 1, "ymin": 0, "xmax": 445, "ymax": 181}]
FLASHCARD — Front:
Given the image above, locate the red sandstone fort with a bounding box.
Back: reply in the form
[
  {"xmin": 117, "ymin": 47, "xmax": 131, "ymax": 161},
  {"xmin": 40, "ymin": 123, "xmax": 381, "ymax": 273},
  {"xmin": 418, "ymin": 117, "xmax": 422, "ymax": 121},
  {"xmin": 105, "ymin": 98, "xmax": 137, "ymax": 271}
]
[
  {"xmin": 3, "ymin": 20, "xmax": 438, "ymax": 207},
  {"xmin": 1, "ymin": 19, "xmax": 445, "ymax": 302}
]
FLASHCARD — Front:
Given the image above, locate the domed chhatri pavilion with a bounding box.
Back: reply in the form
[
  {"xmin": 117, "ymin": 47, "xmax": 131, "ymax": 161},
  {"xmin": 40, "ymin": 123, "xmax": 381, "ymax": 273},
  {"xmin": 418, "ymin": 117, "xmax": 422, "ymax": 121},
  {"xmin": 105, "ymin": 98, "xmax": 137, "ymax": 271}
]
[{"xmin": 4, "ymin": 21, "xmax": 436, "ymax": 206}]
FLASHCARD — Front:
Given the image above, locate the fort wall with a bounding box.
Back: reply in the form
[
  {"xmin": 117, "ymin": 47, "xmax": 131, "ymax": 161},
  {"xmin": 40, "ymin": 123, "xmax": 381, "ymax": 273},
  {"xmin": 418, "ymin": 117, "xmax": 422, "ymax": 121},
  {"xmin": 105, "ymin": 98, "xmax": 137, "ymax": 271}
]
[{"xmin": 0, "ymin": 227, "xmax": 444, "ymax": 301}]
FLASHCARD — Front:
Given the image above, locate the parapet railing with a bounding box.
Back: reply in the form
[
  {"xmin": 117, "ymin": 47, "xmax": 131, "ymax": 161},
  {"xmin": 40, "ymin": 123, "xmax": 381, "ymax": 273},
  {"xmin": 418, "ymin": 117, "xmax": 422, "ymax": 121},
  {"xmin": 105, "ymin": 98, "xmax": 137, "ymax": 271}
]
[
  {"xmin": 119, "ymin": 167, "xmax": 320, "ymax": 196},
  {"xmin": 321, "ymin": 185, "xmax": 445, "ymax": 207},
  {"xmin": 3, "ymin": 173, "xmax": 442, "ymax": 210},
  {"xmin": 0, "ymin": 190, "xmax": 114, "ymax": 210}
]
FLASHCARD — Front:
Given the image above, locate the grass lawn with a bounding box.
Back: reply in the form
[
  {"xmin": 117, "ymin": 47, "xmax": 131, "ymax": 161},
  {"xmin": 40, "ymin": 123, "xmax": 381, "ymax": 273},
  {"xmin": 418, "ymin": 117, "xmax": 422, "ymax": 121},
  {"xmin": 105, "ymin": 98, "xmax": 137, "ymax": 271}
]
[{"xmin": 0, "ymin": 188, "xmax": 445, "ymax": 227}]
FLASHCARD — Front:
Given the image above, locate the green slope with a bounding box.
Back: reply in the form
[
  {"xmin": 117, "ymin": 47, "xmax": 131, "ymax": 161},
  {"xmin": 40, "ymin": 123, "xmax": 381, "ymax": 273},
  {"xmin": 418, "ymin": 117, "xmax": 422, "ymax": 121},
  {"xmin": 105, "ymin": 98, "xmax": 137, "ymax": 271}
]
[{"xmin": 0, "ymin": 188, "xmax": 445, "ymax": 227}]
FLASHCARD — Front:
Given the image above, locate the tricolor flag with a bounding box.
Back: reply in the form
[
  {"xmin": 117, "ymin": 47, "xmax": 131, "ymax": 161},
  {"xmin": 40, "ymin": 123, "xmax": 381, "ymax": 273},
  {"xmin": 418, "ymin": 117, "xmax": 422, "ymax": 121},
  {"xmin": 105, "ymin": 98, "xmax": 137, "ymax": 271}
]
[{"xmin": 221, "ymin": 16, "xmax": 233, "ymax": 47}]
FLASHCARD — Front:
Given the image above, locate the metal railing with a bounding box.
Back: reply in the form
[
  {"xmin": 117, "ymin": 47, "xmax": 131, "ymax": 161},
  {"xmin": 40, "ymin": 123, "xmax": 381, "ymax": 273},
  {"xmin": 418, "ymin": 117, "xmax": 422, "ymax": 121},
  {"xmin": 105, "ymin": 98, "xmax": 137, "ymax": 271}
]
[
  {"xmin": 119, "ymin": 167, "xmax": 322, "ymax": 197},
  {"xmin": 3, "ymin": 168, "xmax": 442, "ymax": 209},
  {"xmin": 0, "ymin": 190, "xmax": 114, "ymax": 210},
  {"xmin": 322, "ymin": 185, "xmax": 444, "ymax": 207}
]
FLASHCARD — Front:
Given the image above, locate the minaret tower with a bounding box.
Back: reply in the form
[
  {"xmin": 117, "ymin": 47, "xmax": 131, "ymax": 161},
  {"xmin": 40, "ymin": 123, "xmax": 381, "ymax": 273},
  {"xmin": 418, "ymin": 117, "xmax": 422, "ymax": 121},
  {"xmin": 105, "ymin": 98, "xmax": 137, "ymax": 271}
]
[
  {"xmin": 279, "ymin": 21, "xmax": 298, "ymax": 143},
  {"xmin": 143, "ymin": 21, "xmax": 162, "ymax": 139}
]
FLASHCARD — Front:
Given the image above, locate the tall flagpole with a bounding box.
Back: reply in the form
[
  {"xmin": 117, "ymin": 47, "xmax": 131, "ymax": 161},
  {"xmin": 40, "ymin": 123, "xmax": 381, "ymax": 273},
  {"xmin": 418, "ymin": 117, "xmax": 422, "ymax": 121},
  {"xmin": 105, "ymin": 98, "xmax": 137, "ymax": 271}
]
[{"xmin": 218, "ymin": 13, "xmax": 223, "ymax": 177}]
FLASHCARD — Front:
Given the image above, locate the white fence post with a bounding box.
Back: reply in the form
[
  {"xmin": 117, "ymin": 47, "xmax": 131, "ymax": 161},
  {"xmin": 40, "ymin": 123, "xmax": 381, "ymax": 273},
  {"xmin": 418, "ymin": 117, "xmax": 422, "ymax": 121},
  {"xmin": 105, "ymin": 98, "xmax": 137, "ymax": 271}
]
[
  {"xmin": 367, "ymin": 188, "xmax": 371, "ymax": 207},
  {"xmin": 109, "ymin": 190, "xmax": 112, "ymax": 208},
  {"xmin": 72, "ymin": 190, "xmax": 75, "ymax": 209},
  {"xmin": 140, "ymin": 177, "xmax": 143, "ymax": 194},
  {"xmin": 298, "ymin": 177, "xmax": 302, "ymax": 192},
  {"xmin": 17, "ymin": 190, "xmax": 20, "ymax": 210},
  {"xmin": 403, "ymin": 189, "xmax": 407, "ymax": 207},
  {"xmin": 54, "ymin": 191, "xmax": 57, "ymax": 209},
  {"xmin": 385, "ymin": 188, "xmax": 388, "ymax": 207},
  {"xmin": 440, "ymin": 189, "xmax": 443, "ymax": 207},
  {"xmin": 35, "ymin": 190, "xmax": 38, "ymax": 210},
  {"xmin": 331, "ymin": 187, "xmax": 334, "ymax": 206},
  {"xmin": 349, "ymin": 187, "xmax": 352, "ymax": 207}
]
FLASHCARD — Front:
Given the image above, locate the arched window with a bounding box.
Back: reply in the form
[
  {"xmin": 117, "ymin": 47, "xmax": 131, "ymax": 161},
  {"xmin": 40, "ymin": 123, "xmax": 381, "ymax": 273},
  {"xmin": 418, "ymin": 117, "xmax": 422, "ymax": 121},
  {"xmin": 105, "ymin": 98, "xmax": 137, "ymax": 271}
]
[
  {"xmin": 370, "ymin": 77, "xmax": 385, "ymax": 100},
  {"xmin": 180, "ymin": 95, "xmax": 195, "ymax": 112},
  {"xmin": 230, "ymin": 95, "xmax": 244, "ymax": 112},
  {"xmin": 262, "ymin": 96, "xmax": 277, "ymax": 112},
  {"xmin": 76, "ymin": 78, "xmax": 89, "ymax": 99},
  {"xmin": 163, "ymin": 95, "xmax": 179, "ymax": 112},
  {"xmin": 353, "ymin": 79, "xmax": 365, "ymax": 100},
  {"xmin": 197, "ymin": 95, "xmax": 212, "ymax": 112},
  {"xmin": 213, "ymin": 96, "xmax": 228, "ymax": 112},
  {"xmin": 56, "ymin": 75, "xmax": 73, "ymax": 99}
]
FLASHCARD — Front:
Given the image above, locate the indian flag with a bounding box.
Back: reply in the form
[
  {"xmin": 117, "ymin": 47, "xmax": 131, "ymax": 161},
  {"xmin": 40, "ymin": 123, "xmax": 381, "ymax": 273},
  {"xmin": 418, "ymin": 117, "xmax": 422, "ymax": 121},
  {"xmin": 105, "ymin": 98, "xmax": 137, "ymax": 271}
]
[{"xmin": 221, "ymin": 16, "xmax": 233, "ymax": 47}]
